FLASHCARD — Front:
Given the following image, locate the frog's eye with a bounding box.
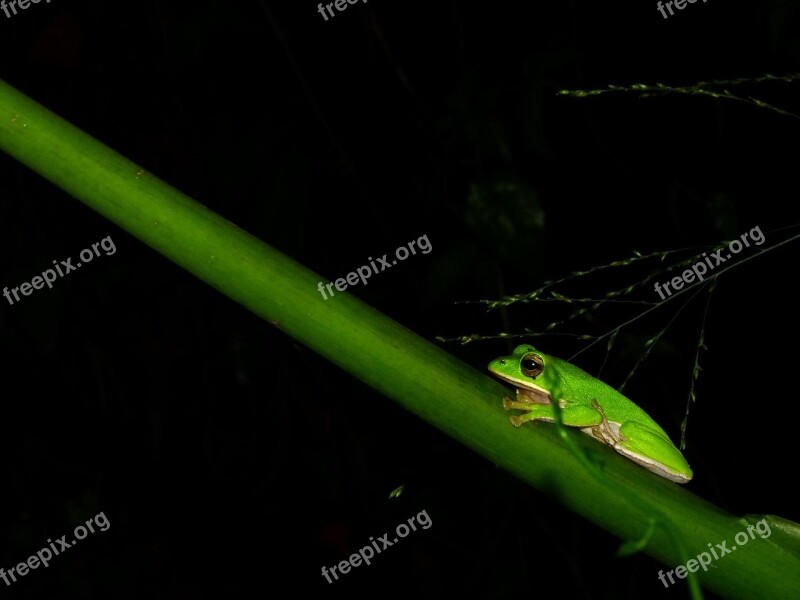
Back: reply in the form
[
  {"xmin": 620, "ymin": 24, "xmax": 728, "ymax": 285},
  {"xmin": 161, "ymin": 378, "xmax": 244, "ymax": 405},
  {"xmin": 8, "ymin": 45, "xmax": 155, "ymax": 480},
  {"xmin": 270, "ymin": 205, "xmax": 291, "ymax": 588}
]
[{"xmin": 521, "ymin": 353, "xmax": 544, "ymax": 378}]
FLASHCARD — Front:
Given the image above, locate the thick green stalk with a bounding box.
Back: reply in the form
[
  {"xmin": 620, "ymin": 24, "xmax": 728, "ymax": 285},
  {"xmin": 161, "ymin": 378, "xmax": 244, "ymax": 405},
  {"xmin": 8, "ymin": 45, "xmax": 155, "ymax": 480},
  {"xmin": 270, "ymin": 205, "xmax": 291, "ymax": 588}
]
[{"xmin": 0, "ymin": 79, "xmax": 797, "ymax": 599}]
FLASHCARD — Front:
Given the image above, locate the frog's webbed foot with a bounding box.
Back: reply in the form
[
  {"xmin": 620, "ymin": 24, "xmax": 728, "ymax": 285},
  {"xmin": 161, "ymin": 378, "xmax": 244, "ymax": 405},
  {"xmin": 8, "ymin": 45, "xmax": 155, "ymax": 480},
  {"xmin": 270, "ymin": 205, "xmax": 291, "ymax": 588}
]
[{"xmin": 501, "ymin": 397, "xmax": 527, "ymax": 427}]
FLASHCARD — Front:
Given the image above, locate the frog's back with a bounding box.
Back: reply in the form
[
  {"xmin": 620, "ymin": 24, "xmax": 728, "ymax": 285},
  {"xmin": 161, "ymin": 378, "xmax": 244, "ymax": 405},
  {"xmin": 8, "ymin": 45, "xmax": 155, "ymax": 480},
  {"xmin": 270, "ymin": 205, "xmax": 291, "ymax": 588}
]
[{"xmin": 554, "ymin": 357, "xmax": 672, "ymax": 437}]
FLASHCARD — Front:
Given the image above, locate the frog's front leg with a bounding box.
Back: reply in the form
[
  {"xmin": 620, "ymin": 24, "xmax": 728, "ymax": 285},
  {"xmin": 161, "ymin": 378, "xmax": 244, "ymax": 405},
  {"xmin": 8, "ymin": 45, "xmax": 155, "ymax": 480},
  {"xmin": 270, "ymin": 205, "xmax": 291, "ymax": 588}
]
[{"xmin": 502, "ymin": 398, "xmax": 604, "ymax": 429}]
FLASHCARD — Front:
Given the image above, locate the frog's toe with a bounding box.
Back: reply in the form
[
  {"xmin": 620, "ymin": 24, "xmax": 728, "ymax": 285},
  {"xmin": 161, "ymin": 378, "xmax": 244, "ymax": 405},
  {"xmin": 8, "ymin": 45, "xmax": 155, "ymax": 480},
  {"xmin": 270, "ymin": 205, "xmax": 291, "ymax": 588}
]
[{"xmin": 509, "ymin": 414, "xmax": 526, "ymax": 427}]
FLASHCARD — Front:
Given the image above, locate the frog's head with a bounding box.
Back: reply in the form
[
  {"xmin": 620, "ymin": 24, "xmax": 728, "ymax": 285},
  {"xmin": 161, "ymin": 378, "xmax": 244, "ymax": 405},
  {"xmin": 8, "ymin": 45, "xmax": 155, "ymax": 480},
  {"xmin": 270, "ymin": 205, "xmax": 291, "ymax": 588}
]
[{"xmin": 487, "ymin": 344, "xmax": 556, "ymax": 399}]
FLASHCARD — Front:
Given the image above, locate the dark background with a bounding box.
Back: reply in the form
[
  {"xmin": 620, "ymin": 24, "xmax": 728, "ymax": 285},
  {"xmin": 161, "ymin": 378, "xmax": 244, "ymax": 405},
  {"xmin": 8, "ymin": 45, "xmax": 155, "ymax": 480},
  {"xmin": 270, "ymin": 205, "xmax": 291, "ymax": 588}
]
[{"xmin": 0, "ymin": 0, "xmax": 799, "ymax": 597}]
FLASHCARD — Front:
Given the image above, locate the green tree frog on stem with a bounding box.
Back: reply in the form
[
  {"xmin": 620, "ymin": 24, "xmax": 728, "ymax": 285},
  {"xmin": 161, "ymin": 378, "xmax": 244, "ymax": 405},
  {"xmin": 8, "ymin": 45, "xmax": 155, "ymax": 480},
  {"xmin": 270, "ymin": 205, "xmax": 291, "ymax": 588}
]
[{"xmin": 488, "ymin": 345, "xmax": 693, "ymax": 483}]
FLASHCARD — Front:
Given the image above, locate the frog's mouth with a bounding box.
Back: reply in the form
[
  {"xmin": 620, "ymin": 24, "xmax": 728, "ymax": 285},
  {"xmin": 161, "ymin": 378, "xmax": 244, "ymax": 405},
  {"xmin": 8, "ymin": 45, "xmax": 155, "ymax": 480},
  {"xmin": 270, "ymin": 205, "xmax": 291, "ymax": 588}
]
[{"xmin": 490, "ymin": 372, "xmax": 552, "ymax": 404}]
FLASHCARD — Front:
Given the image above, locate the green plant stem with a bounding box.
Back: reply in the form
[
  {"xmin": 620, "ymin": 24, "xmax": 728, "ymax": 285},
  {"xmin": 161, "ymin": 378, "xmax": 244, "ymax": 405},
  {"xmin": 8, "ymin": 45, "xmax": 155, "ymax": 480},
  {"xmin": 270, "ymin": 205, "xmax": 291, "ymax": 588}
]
[{"xmin": 0, "ymin": 79, "xmax": 797, "ymax": 599}]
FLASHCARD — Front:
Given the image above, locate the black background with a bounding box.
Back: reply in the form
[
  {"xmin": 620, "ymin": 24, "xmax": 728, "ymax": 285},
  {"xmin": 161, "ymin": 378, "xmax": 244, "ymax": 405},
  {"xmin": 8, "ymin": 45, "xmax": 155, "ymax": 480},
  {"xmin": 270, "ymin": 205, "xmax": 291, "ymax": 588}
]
[{"xmin": 0, "ymin": 0, "xmax": 799, "ymax": 598}]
